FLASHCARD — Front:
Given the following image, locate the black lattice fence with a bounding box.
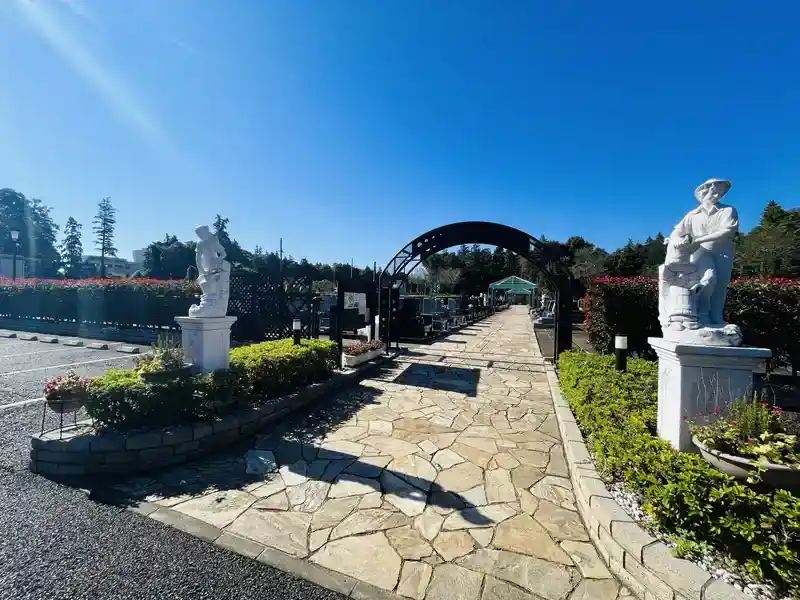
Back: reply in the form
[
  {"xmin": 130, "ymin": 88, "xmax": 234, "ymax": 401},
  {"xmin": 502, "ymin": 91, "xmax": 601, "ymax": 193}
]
[
  {"xmin": 228, "ymin": 270, "xmax": 313, "ymax": 343},
  {"xmin": 285, "ymin": 272, "xmax": 313, "ymax": 337}
]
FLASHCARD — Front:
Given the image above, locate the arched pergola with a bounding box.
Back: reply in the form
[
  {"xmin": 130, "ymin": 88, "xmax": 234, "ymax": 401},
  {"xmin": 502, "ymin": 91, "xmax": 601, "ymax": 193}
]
[{"xmin": 379, "ymin": 221, "xmax": 574, "ymax": 362}]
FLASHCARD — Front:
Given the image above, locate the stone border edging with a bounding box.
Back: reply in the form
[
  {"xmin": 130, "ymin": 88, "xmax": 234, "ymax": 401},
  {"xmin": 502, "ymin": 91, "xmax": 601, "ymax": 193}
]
[
  {"xmin": 124, "ymin": 501, "xmax": 403, "ymax": 600},
  {"xmin": 544, "ymin": 366, "xmax": 750, "ymax": 600},
  {"xmin": 30, "ymin": 356, "xmax": 393, "ymax": 479}
]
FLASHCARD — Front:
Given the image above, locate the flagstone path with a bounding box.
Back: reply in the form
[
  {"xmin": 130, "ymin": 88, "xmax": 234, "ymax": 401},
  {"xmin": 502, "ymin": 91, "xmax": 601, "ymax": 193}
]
[{"xmin": 113, "ymin": 307, "xmax": 622, "ymax": 600}]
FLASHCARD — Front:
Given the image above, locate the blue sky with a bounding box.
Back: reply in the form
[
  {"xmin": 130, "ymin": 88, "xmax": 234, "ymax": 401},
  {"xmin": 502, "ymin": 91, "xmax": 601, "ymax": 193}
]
[{"xmin": 0, "ymin": 1, "xmax": 797, "ymax": 266}]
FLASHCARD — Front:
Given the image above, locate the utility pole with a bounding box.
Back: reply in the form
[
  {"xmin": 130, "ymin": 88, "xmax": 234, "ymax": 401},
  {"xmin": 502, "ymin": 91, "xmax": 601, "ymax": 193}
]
[{"xmin": 279, "ymin": 238, "xmax": 283, "ymax": 275}]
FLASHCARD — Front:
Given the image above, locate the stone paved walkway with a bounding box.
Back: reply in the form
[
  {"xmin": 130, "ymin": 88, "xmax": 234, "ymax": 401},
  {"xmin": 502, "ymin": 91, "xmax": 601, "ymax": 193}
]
[{"xmin": 113, "ymin": 307, "xmax": 622, "ymax": 600}]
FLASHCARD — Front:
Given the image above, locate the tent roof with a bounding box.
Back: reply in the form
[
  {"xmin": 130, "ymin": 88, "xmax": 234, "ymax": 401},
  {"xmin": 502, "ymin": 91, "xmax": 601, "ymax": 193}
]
[{"xmin": 489, "ymin": 275, "xmax": 537, "ymax": 292}]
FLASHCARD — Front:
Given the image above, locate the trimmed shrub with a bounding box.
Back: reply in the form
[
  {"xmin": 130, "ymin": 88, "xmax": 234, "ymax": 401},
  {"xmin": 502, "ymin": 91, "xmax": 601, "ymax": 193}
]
[
  {"xmin": 86, "ymin": 339, "xmax": 337, "ymax": 430},
  {"xmin": 559, "ymin": 351, "xmax": 800, "ymax": 592},
  {"xmin": 584, "ymin": 276, "xmax": 659, "ymax": 358},
  {"xmin": 585, "ymin": 276, "xmax": 800, "ymax": 373},
  {"xmin": 0, "ymin": 278, "xmax": 196, "ymax": 329}
]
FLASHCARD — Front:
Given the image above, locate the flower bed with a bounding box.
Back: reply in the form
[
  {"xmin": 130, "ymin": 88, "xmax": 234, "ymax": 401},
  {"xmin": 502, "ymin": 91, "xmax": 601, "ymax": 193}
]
[
  {"xmin": 558, "ymin": 351, "xmax": 800, "ymax": 595},
  {"xmin": 341, "ymin": 340, "xmax": 384, "ymax": 367},
  {"xmin": 86, "ymin": 338, "xmax": 338, "ymax": 431},
  {"xmin": 30, "ymin": 337, "xmax": 363, "ymax": 478},
  {"xmin": 690, "ymin": 396, "xmax": 799, "ymax": 462}
]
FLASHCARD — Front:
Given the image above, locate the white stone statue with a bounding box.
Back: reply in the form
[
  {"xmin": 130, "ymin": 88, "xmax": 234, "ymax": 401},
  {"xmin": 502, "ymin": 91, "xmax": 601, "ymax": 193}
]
[
  {"xmin": 657, "ymin": 179, "xmax": 742, "ymax": 346},
  {"xmin": 188, "ymin": 225, "xmax": 231, "ymax": 318}
]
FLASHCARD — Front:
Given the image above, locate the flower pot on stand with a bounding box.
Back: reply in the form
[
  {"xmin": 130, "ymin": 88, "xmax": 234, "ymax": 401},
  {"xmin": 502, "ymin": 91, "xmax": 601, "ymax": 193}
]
[
  {"xmin": 46, "ymin": 390, "xmax": 86, "ymax": 414},
  {"xmin": 692, "ymin": 437, "xmax": 800, "ymax": 491}
]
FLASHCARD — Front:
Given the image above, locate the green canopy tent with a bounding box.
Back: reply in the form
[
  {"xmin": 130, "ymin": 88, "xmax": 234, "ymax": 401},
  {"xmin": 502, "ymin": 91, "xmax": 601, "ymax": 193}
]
[{"xmin": 488, "ymin": 275, "xmax": 537, "ymax": 306}]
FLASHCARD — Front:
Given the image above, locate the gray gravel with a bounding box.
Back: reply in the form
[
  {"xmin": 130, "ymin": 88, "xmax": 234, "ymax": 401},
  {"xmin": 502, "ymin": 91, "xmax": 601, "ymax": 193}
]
[
  {"xmin": 0, "ymin": 339, "xmax": 137, "ymax": 406},
  {"xmin": 0, "ymin": 338, "xmax": 346, "ymax": 600}
]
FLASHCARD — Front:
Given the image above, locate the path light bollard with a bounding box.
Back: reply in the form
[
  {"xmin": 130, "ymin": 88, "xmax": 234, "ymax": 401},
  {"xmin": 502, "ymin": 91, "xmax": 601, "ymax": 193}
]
[
  {"xmin": 293, "ymin": 318, "xmax": 302, "ymax": 345},
  {"xmin": 615, "ymin": 334, "xmax": 628, "ymax": 372}
]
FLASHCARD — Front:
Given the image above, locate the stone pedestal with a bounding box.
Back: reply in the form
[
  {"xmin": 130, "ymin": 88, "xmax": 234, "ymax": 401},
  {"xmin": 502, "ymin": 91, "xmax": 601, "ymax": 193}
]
[
  {"xmin": 175, "ymin": 316, "xmax": 237, "ymax": 373},
  {"xmin": 648, "ymin": 338, "xmax": 771, "ymax": 451}
]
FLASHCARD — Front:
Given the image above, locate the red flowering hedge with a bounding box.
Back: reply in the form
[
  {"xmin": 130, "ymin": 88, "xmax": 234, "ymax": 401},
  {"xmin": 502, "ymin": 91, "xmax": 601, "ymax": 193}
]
[
  {"xmin": 0, "ymin": 278, "xmax": 197, "ymax": 329},
  {"xmin": 585, "ymin": 276, "xmax": 800, "ymax": 374}
]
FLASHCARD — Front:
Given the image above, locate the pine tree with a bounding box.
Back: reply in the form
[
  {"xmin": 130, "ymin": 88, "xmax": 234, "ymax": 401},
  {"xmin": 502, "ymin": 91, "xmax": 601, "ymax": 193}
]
[
  {"xmin": 59, "ymin": 217, "xmax": 83, "ymax": 278},
  {"xmin": 92, "ymin": 197, "xmax": 117, "ymax": 278}
]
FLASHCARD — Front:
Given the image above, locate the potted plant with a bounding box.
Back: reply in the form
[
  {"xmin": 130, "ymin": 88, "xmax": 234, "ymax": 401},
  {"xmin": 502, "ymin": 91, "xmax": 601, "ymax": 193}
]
[
  {"xmin": 135, "ymin": 334, "xmax": 192, "ymax": 382},
  {"xmin": 341, "ymin": 340, "xmax": 384, "ymax": 368},
  {"xmin": 44, "ymin": 370, "xmax": 89, "ymax": 414},
  {"xmin": 689, "ymin": 395, "xmax": 800, "ymax": 490}
]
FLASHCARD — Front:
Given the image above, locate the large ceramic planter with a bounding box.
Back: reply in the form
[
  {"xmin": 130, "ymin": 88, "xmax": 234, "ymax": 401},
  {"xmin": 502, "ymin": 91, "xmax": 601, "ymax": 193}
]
[
  {"xmin": 693, "ymin": 437, "xmax": 800, "ymax": 490},
  {"xmin": 342, "ymin": 347, "xmax": 384, "ymax": 368},
  {"xmin": 140, "ymin": 364, "xmax": 192, "ymax": 383},
  {"xmin": 46, "ymin": 390, "xmax": 86, "ymax": 414}
]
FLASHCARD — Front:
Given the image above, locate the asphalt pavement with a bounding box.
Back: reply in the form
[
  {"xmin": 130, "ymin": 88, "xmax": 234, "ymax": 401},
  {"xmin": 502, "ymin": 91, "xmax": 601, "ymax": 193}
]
[{"xmin": 0, "ymin": 334, "xmax": 346, "ymax": 600}]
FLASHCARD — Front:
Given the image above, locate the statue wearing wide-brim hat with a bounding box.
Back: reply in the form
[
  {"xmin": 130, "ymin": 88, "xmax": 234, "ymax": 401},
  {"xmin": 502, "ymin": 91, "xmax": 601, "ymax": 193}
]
[{"xmin": 694, "ymin": 178, "xmax": 732, "ymax": 203}]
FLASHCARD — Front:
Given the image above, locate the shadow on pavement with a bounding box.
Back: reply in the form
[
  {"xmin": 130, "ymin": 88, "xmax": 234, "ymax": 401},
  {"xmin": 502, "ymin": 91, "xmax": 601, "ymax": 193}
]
[
  {"xmin": 89, "ymin": 361, "xmax": 494, "ymax": 527},
  {"xmin": 392, "ymin": 362, "xmax": 480, "ymax": 397}
]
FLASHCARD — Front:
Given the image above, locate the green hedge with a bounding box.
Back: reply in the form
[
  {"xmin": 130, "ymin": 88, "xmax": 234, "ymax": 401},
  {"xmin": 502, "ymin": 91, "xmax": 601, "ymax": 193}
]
[
  {"xmin": 585, "ymin": 277, "xmax": 800, "ymax": 373},
  {"xmin": 86, "ymin": 338, "xmax": 337, "ymax": 430},
  {"xmin": 0, "ymin": 279, "xmax": 196, "ymax": 328},
  {"xmin": 559, "ymin": 351, "xmax": 800, "ymax": 592}
]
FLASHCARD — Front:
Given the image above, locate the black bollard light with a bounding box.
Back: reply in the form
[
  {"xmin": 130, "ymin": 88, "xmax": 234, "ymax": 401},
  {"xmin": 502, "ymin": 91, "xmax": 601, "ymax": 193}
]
[
  {"xmin": 615, "ymin": 334, "xmax": 628, "ymax": 372},
  {"xmin": 293, "ymin": 318, "xmax": 302, "ymax": 345}
]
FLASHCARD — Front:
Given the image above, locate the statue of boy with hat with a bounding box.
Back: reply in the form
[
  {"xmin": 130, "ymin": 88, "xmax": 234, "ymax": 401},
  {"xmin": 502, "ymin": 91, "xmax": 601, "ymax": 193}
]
[{"xmin": 671, "ymin": 178, "xmax": 739, "ymax": 327}]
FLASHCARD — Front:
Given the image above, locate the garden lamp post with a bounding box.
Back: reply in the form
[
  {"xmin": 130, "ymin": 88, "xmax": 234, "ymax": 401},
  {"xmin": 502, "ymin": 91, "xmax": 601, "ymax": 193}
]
[
  {"xmin": 615, "ymin": 334, "xmax": 628, "ymax": 372},
  {"xmin": 10, "ymin": 230, "xmax": 19, "ymax": 281},
  {"xmin": 293, "ymin": 318, "xmax": 302, "ymax": 345}
]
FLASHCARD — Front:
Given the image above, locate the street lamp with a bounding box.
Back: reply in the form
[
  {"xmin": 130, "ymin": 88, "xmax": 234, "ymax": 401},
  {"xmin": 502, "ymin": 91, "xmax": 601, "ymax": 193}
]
[{"xmin": 10, "ymin": 230, "xmax": 19, "ymax": 281}]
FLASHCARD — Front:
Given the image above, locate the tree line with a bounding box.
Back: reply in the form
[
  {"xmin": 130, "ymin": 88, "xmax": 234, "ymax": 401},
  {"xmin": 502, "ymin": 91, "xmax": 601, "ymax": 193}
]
[
  {"xmin": 2, "ymin": 188, "xmax": 797, "ymax": 292},
  {"xmin": 0, "ymin": 188, "xmax": 116, "ymax": 278},
  {"xmin": 415, "ymin": 199, "xmax": 800, "ymax": 296}
]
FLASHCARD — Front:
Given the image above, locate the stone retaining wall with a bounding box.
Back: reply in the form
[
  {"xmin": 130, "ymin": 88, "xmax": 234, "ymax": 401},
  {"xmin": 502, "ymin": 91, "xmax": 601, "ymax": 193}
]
[
  {"xmin": 30, "ymin": 359, "xmax": 387, "ymax": 479},
  {"xmin": 544, "ymin": 367, "xmax": 750, "ymax": 600}
]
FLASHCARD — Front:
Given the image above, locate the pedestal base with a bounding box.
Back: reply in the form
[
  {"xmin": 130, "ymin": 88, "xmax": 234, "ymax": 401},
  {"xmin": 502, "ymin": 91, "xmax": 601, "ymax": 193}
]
[
  {"xmin": 175, "ymin": 316, "xmax": 237, "ymax": 373},
  {"xmin": 648, "ymin": 337, "xmax": 771, "ymax": 451}
]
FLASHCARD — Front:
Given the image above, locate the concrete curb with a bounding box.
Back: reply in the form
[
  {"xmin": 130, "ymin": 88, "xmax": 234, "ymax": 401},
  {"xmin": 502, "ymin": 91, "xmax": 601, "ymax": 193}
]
[
  {"xmin": 544, "ymin": 365, "xmax": 750, "ymax": 600},
  {"xmin": 31, "ymin": 356, "xmax": 395, "ymax": 479}
]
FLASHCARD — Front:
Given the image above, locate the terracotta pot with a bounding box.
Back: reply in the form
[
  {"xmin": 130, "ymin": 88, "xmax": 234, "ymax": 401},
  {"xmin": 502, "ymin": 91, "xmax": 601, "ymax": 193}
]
[
  {"xmin": 140, "ymin": 364, "xmax": 192, "ymax": 383},
  {"xmin": 692, "ymin": 437, "xmax": 800, "ymax": 491},
  {"xmin": 46, "ymin": 390, "xmax": 86, "ymax": 414}
]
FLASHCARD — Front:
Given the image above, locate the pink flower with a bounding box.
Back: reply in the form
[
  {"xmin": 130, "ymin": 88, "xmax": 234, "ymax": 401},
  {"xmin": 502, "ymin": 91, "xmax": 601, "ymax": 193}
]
[
  {"xmin": 774, "ymin": 407, "xmax": 784, "ymax": 414},
  {"xmin": 714, "ymin": 408, "xmax": 722, "ymax": 415},
  {"xmin": 57, "ymin": 376, "xmax": 62, "ymax": 381}
]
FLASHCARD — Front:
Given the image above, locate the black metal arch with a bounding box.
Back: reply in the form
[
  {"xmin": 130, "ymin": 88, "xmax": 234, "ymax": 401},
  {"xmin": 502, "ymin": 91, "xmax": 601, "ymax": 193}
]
[{"xmin": 379, "ymin": 221, "xmax": 574, "ymax": 362}]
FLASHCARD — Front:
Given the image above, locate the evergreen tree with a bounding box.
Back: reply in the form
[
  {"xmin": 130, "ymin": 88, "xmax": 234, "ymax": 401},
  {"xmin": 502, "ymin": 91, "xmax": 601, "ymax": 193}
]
[
  {"xmin": 0, "ymin": 189, "xmax": 61, "ymax": 277},
  {"xmin": 59, "ymin": 217, "xmax": 83, "ymax": 278},
  {"xmin": 92, "ymin": 197, "xmax": 117, "ymax": 277}
]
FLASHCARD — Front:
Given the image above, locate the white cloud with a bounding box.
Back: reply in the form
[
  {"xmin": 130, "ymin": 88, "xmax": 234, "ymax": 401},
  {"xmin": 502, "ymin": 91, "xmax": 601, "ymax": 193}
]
[{"xmin": 15, "ymin": 0, "xmax": 174, "ymax": 153}]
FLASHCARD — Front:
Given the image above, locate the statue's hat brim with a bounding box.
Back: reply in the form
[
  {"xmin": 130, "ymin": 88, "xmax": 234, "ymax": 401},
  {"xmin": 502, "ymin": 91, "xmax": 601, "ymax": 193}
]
[{"xmin": 694, "ymin": 178, "xmax": 731, "ymax": 202}]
